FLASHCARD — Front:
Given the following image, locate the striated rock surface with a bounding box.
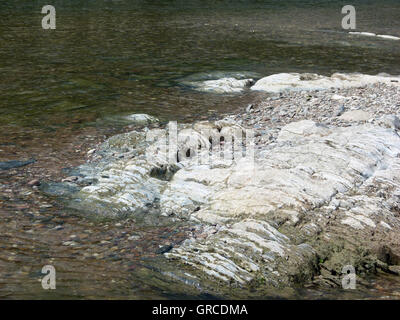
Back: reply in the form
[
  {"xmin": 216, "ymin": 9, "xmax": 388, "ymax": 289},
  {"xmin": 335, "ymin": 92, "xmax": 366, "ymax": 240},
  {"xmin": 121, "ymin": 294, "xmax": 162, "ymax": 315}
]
[
  {"xmin": 50, "ymin": 81, "xmax": 400, "ymax": 295},
  {"xmin": 164, "ymin": 121, "xmax": 400, "ymax": 287}
]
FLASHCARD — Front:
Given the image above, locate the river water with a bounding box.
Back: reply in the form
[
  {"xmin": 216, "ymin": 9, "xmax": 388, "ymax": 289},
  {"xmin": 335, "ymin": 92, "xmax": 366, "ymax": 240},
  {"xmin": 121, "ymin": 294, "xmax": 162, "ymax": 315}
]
[{"xmin": 1, "ymin": 0, "xmax": 400, "ymax": 299}]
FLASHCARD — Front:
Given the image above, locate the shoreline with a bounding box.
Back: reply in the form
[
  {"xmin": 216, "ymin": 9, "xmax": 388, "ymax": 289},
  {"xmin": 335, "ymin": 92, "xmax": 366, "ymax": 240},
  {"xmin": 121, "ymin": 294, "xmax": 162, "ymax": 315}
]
[{"xmin": 2, "ymin": 73, "xmax": 400, "ymax": 299}]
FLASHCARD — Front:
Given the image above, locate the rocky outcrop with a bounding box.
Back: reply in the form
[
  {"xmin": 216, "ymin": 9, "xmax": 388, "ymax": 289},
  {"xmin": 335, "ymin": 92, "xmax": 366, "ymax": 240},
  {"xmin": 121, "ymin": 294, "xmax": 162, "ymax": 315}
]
[
  {"xmin": 164, "ymin": 121, "xmax": 400, "ymax": 288},
  {"xmin": 50, "ymin": 80, "xmax": 400, "ymax": 295},
  {"xmin": 251, "ymin": 73, "xmax": 400, "ymax": 93},
  {"xmin": 180, "ymin": 71, "xmax": 400, "ymax": 95}
]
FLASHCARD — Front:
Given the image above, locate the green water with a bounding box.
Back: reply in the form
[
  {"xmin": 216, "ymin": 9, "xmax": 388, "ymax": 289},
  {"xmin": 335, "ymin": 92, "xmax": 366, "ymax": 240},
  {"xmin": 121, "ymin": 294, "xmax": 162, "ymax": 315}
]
[
  {"xmin": 1, "ymin": 0, "xmax": 399, "ymax": 134},
  {"xmin": 1, "ymin": 0, "xmax": 400, "ymax": 299}
]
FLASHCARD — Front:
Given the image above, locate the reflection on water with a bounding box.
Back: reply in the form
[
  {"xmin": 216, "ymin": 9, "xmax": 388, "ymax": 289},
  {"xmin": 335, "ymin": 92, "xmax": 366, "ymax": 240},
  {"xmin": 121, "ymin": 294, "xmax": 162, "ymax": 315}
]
[{"xmin": 0, "ymin": 0, "xmax": 400, "ymax": 299}]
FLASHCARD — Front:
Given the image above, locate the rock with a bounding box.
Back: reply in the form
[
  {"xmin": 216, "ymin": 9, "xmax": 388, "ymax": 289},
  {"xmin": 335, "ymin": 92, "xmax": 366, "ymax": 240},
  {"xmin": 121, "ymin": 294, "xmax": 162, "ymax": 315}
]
[
  {"xmin": 339, "ymin": 110, "xmax": 372, "ymax": 122},
  {"xmin": 179, "ymin": 71, "xmax": 259, "ymax": 93},
  {"xmin": 124, "ymin": 114, "xmax": 158, "ymax": 125},
  {"xmin": 389, "ymin": 265, "xmax": 400, "ymax": 275},
  {"xmin": 376, "ymin": 115, "xmax": 400, "ymax": 130},
  {"xmin": 334, "ymin": 105, "xmax": 345, "ymax": 117},
  {"xmin": 156, "ymin": 244, "xmax": 173, "ymax": 254},
  {"xmin": 251, "ymin": 73, "xmax": 400, "ymax": 93},
  {"xmin": 186, "ymin": 77, "xmax": 255, "ymax": 93},
  {"xmin": 277, "ymin": 120, "xmax": 329, "ymax": 141},
  {"xmin": 246, "ymin": 104, "xmax": 254, "ymax": 112},
  {"xmin": 0, "ymin": 159, "xmax": 36, "ymax": 171},
  {"xmin": 39, "ymin": 181, "xmax": 80, "ymax": 197},
  {"xmin": 62, "ymin": 176, "xmax": 79, "ymax": 183},
  {"xmin": 27, "ymin": 179, "xmax": 40, "ymax": 187},
  {"xmin": 60, "ymin": 116, "xmax": 400, "ymax": 292},
  {"xmin": 331, "ymin": 94, "xmax": 347, "ymax": 101}
]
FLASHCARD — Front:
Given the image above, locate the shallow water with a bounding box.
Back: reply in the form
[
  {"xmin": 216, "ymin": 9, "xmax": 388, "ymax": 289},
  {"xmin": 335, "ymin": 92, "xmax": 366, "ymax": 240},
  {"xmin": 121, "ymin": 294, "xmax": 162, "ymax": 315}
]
[
  {"xmin": 1, "ymin": 0, "xmax": 399, "ymax": 133},
  {"xmin": 1, "ymin": 0, "xmax": 400, "ymax": 299}
]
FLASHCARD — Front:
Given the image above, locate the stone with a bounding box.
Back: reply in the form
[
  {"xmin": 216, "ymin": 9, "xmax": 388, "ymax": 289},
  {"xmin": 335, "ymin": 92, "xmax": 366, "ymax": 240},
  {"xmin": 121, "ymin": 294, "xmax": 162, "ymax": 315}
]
[
  {"xmin": 42, "ymin": 75, "xmax": 400, "ymax": 296},
  {"xmin": 62, "ymin": 176, "xmax": 79, "ymax": 183},
  {"xmin": 246, "ymin": 104, "xmax": 254, "ymax": 112},
  {"xmin": 187, "ymin": 77, "xmax": 255, "ymax": 93},
  {"xmin": 331, "ymin": 94, "xmax": 347, "ymax": 101},
  {"xmin": 179, "ymin": 71, "xmax": 259, "ymax": 93},
  {"xmin": 339, "ymin": 110, "xmax": 372, "ymax": 122},
  {"xmin": 251, "ymin": 73, "xmax": 400, "ymax": 93},
  {"xmin": 334, "ymin": 105, "xmax": 345, "ymax": 117},
  {"xmin": 0, "ymin": 159, "xmax": 36, "ymax": 171},
  {"xmin": 376, "ymin": 115, "xmax": 400, "ymax": 130},
  {"xmin": 27, "ymin": 179, "xmax": 40, "ymax": 187},
  {"xmin": 124, "ymin": 114, "xmax": 158, "ymax": 125},
  {"xmin": 59, "ymin": 117, "xmax": 400, "ymax": 291},
  {"xmin": 156, "ymin": 244, "xmax": 174, "ymax": 254},
  {"xmin": 389, "ymin": 265, "xmax": 400, "ymax": 275}
]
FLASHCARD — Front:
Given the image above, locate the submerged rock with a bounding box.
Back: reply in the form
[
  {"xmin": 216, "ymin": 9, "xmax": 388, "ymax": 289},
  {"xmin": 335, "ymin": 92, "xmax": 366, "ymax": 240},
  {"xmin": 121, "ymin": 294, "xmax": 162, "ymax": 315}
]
[
  {"xmin": 183, "ymin": 77, "xmax": 255, "ymax": 93},
  {"xmin": 124, "ymin": 113, "xmax": 159, "ymax": 125}
]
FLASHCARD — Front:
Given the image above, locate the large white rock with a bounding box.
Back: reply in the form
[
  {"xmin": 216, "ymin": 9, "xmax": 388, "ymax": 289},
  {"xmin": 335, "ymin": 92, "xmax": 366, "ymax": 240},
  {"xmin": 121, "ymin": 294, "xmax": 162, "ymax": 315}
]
[
  {"xmin": 71, "ymin": 118, "xmax": 400, "ymax": 288},
  {"xmin": 251, "ymin": 73, "xmax": 400, "ymax": 93}
]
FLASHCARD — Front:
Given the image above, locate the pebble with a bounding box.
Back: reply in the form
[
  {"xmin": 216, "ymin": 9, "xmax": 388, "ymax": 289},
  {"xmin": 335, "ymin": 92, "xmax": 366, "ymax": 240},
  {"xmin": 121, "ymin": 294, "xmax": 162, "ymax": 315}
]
[
  {"xmin": 62, "ymin": 176, "xmax": 79, "ymax": 183},
  {"xmin": 27, "ymin": 179, "xmax": 40, "ymax": 187},
  {"xmin": 62, "ymin": 241, "xmax": 78, "ymax": 246}
]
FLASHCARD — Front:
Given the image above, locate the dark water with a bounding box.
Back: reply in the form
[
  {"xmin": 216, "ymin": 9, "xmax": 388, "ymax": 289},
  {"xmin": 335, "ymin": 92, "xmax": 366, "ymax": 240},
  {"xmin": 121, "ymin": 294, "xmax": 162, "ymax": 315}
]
[{"xmin": 1, "ymin": 0, "xmax": 400, "ymax": 299}]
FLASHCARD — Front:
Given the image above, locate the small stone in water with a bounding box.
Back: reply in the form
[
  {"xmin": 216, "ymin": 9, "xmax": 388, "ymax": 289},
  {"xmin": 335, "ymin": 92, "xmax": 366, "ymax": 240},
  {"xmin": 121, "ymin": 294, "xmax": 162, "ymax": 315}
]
[
  {"xmin": 156, "ymin": 244, "xmax": 173, "ymax": 254},
  {"xmin": 27, "ymin": 179, "xmax": 40, "ymax": 187}
]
